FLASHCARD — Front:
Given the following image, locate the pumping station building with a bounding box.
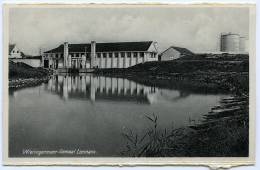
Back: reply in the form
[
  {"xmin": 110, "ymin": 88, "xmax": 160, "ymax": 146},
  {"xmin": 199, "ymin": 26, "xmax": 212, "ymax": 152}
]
[{"xmin": 42, "ymin": 41, "xmax": 158, "ymax": 72}]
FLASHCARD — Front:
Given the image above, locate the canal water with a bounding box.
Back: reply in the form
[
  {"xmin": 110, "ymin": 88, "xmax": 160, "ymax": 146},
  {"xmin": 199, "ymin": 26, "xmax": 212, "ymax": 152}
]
[{"xmin": 9, "ymin": 74, "xmax": 228, "ymax": 157}]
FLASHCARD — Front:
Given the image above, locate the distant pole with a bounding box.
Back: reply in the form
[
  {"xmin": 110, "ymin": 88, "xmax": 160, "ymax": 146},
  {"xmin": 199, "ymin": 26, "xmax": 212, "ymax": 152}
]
[
  {"xmin": 39, "ymin": 47, "xmax": 43, "ymax": 67},
  {"xmin": 85, "ymin": 46, "xmax": 87, "ymax": 68},
  {"xmin": 85, "ymin": 46, "xmax": 87, "ymax": 59}
]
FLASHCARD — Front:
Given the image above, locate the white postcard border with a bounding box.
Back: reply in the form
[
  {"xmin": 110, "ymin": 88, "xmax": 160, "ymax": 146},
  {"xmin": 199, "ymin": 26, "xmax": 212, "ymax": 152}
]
[{"xmin": 2, "ymin": 3, "xmax": 256, "ymax": 167}]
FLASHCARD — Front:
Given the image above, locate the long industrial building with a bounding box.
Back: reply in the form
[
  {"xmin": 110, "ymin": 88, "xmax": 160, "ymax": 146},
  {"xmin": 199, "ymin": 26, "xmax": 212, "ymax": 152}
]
[{"xmin": 43, "ymin": 41, "xmax": 158, "ymax": 70}]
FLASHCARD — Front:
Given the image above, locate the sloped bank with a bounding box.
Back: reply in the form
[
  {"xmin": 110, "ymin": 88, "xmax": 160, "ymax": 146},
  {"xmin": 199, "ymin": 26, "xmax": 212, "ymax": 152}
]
[
  {"xmin": 120, "ymin": 88, "xmax": 249, "ymax": 157},
  {"xmin": 121, "ymin": 96, "xmax": 248, "ymax": 157},
  {"xmin": 94, "ymin": 59, "xmax": 249, "ymax": 95},
  {"xmin": 9, "ymin": 61, "xmax": 52, "ymax": 89},
  {"xmin": 95, "ymin": 59, "xmax": 249, "ymax": 157},
  {"xmin": 186, "ymin": 95, "xmax": 249, "ymax": 157}
]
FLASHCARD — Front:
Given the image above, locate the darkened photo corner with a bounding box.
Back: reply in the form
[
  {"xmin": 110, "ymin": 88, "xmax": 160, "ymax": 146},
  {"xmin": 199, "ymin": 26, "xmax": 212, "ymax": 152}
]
[{"xmin": 7, "ymin": 5, "xmax": 250, "ymax": 158}]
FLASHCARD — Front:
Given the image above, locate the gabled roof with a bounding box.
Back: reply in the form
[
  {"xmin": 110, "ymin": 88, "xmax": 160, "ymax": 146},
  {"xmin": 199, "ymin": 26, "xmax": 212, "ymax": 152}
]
[
  {"xmin": 9, "ymin": 44, "xmax": 16, "ymax": 54},
  {"xmin": 44, "ymin": 41, "xmax": 154, "ymax": 53},
  {"xmin": 171, "ymin": 46, "xmax": 194, "ymax": 55},
  {"xmin": 160, "ymin": 46, "xmax": 194, "ymax": 56}
]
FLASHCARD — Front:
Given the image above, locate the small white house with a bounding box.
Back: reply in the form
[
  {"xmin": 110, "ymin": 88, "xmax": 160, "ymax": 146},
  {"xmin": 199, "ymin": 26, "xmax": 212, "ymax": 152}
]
[
  {"xmin": 159, "ymin": 46, "xmax": 194, "ymax": 61},
  {"xmin": 9, "ymin": 44, "xmax": 24, "ymax": 59},
  {"xmin": 9, "ymin": 44, "xmax": 42, "ymax": 67}
]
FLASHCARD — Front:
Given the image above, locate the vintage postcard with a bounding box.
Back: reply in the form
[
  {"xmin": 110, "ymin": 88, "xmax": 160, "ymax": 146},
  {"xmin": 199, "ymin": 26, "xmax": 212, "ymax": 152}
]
[{"xmin": 2, "ymin": 3, "xmax": 256, "ymax": 167}]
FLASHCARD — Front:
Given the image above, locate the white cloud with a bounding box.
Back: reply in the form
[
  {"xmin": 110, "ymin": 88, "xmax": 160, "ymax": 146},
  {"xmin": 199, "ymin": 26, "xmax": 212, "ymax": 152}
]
[{"xmin": 9, "ymin": 6, "xmax": 249, "ymax": 55}]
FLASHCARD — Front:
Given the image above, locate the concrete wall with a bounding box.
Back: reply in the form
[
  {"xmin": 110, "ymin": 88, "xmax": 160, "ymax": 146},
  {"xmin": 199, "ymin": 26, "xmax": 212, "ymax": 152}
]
[
  {"xmin": 11, "ymin": 58, "xmax": 41, "ymax": 67},
  {"xmin": 44, "ymin": 51, "xmax": 158, "ymax": 69},
  {"xmin": 145, "ymin": 52, "xmax": 158, "ymax": 62},
  {"xmin": 95, "ymin": 52, "xmax": 148, "ymax": 68}
]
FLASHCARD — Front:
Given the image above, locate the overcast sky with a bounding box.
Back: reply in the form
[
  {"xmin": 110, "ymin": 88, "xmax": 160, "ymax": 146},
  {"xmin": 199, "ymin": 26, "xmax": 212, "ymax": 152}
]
[{"xmin": 9, "ymin": 6, "xmax": 249, "ymax": 55}]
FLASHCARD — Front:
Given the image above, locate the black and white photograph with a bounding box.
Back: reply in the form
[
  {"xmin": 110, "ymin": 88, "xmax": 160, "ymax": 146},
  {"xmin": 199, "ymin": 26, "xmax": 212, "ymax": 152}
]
[{"xmin": 3, "ymin": 3, "xmax": 256, "ymax": 166}]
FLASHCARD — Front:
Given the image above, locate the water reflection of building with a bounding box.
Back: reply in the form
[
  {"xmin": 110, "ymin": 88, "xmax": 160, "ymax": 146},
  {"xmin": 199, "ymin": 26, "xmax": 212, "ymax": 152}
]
[{"xmin": 45, "ymin": 75, "xmax": 158, "ymax": 104}]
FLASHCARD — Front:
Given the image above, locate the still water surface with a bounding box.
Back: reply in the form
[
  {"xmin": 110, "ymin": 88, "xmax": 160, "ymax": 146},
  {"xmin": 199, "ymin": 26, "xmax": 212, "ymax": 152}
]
[{"xmin": 9, "ymin": 74, "xmax": 228, "ymax": 157}]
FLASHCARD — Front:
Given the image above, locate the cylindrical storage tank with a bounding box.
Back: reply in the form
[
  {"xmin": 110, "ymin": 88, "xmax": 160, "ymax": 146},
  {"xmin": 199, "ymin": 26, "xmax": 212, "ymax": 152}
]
[
  {"xmin": 239, "ymin": 36, "xmax": 246, "ymax": 52},
  {"xmin": 220, "ymin": 33, "xmax": 240, "ymax": 52},
  {"xmin": 245, "ymin": 39, "xmax": 249, "ymax": 53}
]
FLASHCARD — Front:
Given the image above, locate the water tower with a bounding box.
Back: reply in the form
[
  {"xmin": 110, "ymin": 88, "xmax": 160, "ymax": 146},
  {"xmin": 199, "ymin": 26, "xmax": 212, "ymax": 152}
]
[{"xmin": 220, "ymin": 33, "xmax": 240, "ymax": 52}]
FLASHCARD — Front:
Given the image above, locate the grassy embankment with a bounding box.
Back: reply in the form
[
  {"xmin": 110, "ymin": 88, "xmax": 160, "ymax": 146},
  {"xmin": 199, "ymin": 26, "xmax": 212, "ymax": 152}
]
[
  {"xmin": 9, "ymin": 61, "xmax": 51, "ymax": 89},
  {"xmin": 95, "ymin": 54, "xmax": 249, "ymax": 157},
  {"xmin": 95, "ymin": 55, "xmax": 248, "ymax": 95}
]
